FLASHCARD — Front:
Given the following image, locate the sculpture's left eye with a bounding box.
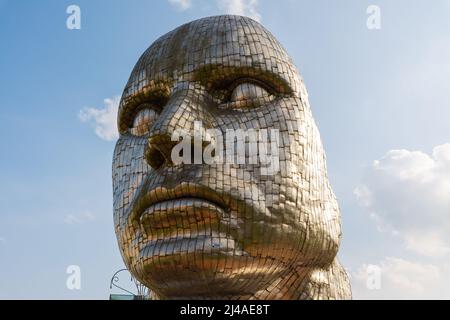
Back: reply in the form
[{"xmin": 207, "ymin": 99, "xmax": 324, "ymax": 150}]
[
  {"xmin": 221, "ymin": 80, "xmax": 276, "ymax": 109},
  {"xmin": 230, "ymin": 82, "xmax": 271, "ymax": 102},
  {"xmin": 129, "ymin": 106, "xmax": 159, "ymax": 137}
]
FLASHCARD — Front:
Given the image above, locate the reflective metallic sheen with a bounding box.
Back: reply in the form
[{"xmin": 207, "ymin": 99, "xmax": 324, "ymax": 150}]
[{"xmin": 113, "ymin": 15, "xmax": 352, "ymax": 300}]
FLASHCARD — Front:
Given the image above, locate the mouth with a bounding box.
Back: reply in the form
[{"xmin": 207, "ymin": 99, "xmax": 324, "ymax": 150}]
[
  {"xmin": 130, "ymin": 182, "xmax": 232, "ymax": 225},
  {"xmin": 139, "ymin": 197, "xmax": 227, "ymax": 237},
  {"xmin": 129, "ymin": 183, "xmax": 241, "ymax": 252}
]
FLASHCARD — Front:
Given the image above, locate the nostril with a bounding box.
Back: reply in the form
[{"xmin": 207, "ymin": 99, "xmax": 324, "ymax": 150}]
[
  {"xmin": 145, "ymin": 134, "xmax": 176, "ymax": 170},
  {"xmin": 145, "ymin": 146, "xmax": 166, "ymax": 170}
]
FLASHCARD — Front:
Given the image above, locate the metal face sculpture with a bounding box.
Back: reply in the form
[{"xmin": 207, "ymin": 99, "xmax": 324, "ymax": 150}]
[{"xmin": 113, "ymin": 15, "xmax": 351, "ymax": 300}]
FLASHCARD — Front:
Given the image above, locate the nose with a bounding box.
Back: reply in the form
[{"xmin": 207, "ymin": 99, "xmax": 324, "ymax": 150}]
[{"xmin": 145, "ymin": 83, "xmax": 215, "ymax": 170}]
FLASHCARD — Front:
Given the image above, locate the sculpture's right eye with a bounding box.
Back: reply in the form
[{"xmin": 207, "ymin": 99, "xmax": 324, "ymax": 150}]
[{"xmin": 129, "ymin": 105, "xmax": 159, "ymax": 137}]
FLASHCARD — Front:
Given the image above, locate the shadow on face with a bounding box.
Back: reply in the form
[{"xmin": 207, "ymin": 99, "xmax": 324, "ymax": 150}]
[{"xmin": 113, "ymin": 15, "xmax": 343, "ymax": 299}]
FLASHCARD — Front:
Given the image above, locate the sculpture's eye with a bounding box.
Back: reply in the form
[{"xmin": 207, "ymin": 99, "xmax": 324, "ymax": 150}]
[
  {"xmin": 231, "ymin": 82, "xmax": 270, "ymax": 101},
  {"xmin": 224, "ymin": 80, "xmax": 275, "ymax": 109},
  {"xmin": 129, "ymin": 106, "xmax": 159, "ymax": 137}
]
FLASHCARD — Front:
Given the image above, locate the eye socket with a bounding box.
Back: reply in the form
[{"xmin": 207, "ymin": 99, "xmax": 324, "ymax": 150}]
[
  {"xmin": 129, "ymin": 105, "xmax": 159, "ymax": 137},
  {"xmin": 222, "ymin": 80, "xmax": 276, "ymax": 109}
]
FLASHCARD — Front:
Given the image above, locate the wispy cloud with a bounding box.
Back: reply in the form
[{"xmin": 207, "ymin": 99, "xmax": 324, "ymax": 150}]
[
  {"xmin": 78, "ymin": 96, "xmax": 120, "ymax": 141},
  {"xmin": 64, "ymin": 211, "xmax": 96, "ymax": 225},
  {"xmin": 352, "ymin": 257, "xmax": 448, "ymax": 299},
  {"xmin": 355, "ymin": 143, "xmax": 450, "ymax": 257},
  {"xmin": 166, "ymin": 1, "xmax": 263, "ymax": 22},
  {"xmin": 168, "ymin": 0, "xmax": 192, "ymax": 11},
  {"xmin": 217, "ymin": 0, "xmax": 261, "ymax": 21}
]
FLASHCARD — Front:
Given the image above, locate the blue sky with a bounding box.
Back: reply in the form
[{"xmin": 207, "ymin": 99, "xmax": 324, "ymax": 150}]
[{"xmin": 1, "ymin": 0, "xmax": 450, "ymax": 299}]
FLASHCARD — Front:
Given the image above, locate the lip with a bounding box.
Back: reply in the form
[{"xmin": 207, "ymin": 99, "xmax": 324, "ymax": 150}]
[
  {"xmin": 139, "ymin": 197, "xmax": 228, "ymax": 239},
  {"xmin": 140, "ymin": 232, "xmax": 245, "ymax": 260},
  {"xmin": 128, "ymin": 182, "xmax": 245, "ymax": 257},
  {"xmin": 130, "ymin": 182, "xmax": 232, "ymax": 226}
]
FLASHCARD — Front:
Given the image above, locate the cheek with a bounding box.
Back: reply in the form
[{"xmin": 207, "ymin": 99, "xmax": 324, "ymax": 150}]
[
  {"xmin": 113, "ymin": 136, "xmax": 149, "ymax": 235},
  {"xmin": 279, "ymin": 102, "xmax": 342, "ymax": 261},
  {"xmin": 256, "ymin": 98, "xmax": 341, "ymax": 261}
]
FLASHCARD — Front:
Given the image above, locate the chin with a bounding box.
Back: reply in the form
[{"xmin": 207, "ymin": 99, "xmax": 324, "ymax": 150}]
[{"xmin": 134, "ymin": 251, "xmax": 285, "ymax": 299}]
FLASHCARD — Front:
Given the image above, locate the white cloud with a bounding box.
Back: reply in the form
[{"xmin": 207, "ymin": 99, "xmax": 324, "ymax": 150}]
[
  {"xmin": 79, "ymin": 96, "xmax": 120, "ymax": 141},
  {"xmin": 355, "ymin": 143, "xmax": 450, "ymax": 257},
  {"xmin": 217, "ymin": 0, "xmax": 261, "ymax": 21},
  {"xmin": 166, "ymin": 0, "xmax": 262, "ymax": 21},
  {"xmin": 168, "ymin": 0, "xmax": 191, "ymax": 11},
  {"xmin": 352, "ymin": 257, "xmax": 448, "ymax": 299},
  {"xmin": 64, "ymin": 212, "xmax": 96, "ymax": 225}
]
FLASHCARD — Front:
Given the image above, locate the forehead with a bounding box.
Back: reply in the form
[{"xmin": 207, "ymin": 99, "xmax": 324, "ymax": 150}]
[{"xmin": 119, "ymin": 15, "xmax": 303, "ymax": 126}]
